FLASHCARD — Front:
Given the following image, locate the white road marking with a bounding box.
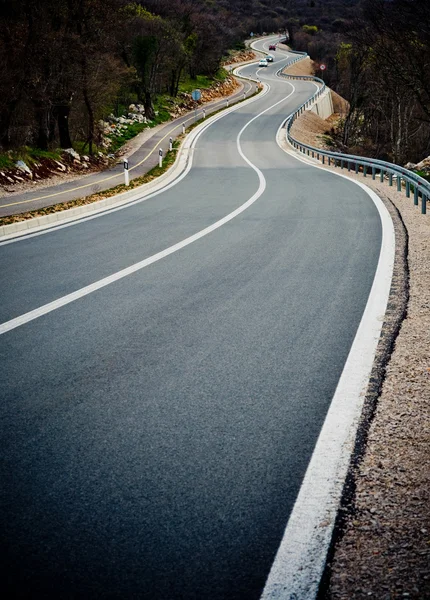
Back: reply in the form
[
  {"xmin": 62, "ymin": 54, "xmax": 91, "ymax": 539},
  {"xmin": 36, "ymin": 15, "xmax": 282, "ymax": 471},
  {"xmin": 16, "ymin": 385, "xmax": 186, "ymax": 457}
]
[
  {"xmin": 0, "ymin": 88, "xmax": 296, "ymax": 336},
  {"xmin": 260, "ymin": 117, "xmax": 395, "ymax": 599}
]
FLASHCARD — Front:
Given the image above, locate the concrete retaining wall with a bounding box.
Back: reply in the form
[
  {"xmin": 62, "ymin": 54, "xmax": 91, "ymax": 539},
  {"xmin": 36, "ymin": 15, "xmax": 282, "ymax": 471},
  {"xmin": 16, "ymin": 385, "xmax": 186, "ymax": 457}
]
[{"xmin": 309, "ymin": 88, "xmax": 334, "ymax": 120}]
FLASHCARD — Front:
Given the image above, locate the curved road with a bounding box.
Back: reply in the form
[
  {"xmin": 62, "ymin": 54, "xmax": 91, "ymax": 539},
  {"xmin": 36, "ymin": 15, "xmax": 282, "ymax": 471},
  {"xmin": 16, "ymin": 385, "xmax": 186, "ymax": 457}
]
[{"xmin": 0, "ymin": 38, "xmax": 383, "ymax": 599}]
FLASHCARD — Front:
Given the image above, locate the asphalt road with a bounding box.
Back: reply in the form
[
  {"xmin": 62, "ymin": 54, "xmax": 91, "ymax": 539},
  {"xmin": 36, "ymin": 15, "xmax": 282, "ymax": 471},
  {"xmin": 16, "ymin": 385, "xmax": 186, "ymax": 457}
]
[{"xmin": 0, "ymin": 38, "xmax": 382, "ymax": 599}]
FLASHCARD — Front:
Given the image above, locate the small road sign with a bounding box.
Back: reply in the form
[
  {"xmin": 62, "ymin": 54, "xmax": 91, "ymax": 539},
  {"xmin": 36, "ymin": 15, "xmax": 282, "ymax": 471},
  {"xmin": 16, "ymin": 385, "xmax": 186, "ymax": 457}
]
[
  {"xmin": 320, "ymin": 64, "xmax": 326, "ymax": 71},
  {"xmin": 191, "ymin": 89, "xmax": 201, "ymax": 101}
]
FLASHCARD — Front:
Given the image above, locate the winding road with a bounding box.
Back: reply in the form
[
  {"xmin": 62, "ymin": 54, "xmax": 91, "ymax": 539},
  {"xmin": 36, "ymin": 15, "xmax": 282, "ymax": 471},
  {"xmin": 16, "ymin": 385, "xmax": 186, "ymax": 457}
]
[{"xmin": 0, "ymin": 37, "xmax": 390, "ymax": 599}]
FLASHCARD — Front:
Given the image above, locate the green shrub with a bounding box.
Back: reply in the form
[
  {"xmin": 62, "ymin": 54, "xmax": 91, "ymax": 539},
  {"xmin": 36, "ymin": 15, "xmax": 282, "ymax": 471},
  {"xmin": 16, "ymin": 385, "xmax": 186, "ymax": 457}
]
[{"xmin": 302, "ymin": 25, "xmax": 319, "ymax": 35}]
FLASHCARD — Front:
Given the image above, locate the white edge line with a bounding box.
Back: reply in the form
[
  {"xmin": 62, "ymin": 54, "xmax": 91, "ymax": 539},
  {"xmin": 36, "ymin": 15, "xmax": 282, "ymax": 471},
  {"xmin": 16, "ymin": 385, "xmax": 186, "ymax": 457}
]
[
  {"xmin": 0, "ymin": 87, "xmax": 300, "ymax": 336},
  {"xmin": 259, "ymin": 124, "xmax": 395, "ymax": 599},
  {"xmin": 0, "ymin": 80, "xmax": 270, "ymax": 246}
]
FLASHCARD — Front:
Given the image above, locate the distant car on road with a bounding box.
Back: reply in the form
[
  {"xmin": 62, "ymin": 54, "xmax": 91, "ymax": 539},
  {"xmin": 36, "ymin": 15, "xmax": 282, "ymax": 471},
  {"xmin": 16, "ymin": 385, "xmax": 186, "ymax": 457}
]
[
  {"xmin": 266, "ymin": 54, "xmax": 274, "ymax": 62},
  {"xmin": 269, "ymin": 44, "xmax": 277, "ymax": 50},
  {"xmin": 259, "ymin": 58, "xmax": 268, "ymax": 67}
]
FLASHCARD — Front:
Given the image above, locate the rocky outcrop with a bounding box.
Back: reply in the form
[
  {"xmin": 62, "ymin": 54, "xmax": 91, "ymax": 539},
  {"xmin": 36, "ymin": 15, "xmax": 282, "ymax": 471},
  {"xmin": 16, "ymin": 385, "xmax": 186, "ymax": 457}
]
[
  {"xmin": 0, "ymin": 152, "xmax": 110, "ymax": 188},
  {"xmin": 405, "ymin": 155, "xmax": 430, "ymax": 174}
]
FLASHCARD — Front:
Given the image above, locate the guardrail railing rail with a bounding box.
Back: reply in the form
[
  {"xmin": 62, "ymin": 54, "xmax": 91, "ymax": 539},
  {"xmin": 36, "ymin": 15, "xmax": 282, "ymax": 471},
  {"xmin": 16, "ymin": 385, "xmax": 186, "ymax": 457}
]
[{"xmin": 275, "ymin": 48, "xmax": 429, "ymax": 215}]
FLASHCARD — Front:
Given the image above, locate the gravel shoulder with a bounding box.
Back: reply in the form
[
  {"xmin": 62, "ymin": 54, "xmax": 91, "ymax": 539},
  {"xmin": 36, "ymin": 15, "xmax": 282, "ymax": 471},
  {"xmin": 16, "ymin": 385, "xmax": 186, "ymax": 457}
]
[{"xmin": 282, "ymin": 59, "xmax": 430, "ymax": 599}]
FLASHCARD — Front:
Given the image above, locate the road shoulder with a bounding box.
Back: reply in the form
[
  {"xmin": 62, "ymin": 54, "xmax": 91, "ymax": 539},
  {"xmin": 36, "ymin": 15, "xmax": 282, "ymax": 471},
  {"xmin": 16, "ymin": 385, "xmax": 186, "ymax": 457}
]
[{"xmin": 283, "ymin": 99, "xmax": 430, "ymax": 598}]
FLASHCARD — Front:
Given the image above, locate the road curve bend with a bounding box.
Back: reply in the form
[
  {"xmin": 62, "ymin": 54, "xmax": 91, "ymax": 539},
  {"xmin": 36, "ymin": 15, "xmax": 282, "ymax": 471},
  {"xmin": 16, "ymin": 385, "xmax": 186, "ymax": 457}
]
[{"xmin": 0, "ymin": 36, "xmax": 393, "ymax": 600}]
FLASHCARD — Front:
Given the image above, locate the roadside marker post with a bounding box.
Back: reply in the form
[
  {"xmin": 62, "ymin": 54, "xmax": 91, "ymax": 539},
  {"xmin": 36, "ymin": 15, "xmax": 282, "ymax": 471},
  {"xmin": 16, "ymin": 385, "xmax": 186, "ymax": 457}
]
[
  {"xmin": 123, "ymin": 157, "xmax": 129, "ymax": 186},
  {"xmin": 182, "ymin": 123, "xmax": 185, "ymax": 134},
  {"xmin": 159, "ymin": 149, "xmax": 163, "ymax": 168},
  {"xmin": 169, "ymin": 137, "xmax": 173, "ymax": 151},
  {"xmin": 203, "ymin": 108, "xmax": 206, "ymax": 119}
]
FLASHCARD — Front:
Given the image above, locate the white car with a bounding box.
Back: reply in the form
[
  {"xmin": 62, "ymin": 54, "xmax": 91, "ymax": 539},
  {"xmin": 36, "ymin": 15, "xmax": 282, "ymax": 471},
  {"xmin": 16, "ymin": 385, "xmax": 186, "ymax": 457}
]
[
  {"xmin": 266, "ymin": 54, "xmax": 274, "ymax": 62},
  {"xmin": 259, "ymin": 59, "xmax": 268, "ymax": 67}
]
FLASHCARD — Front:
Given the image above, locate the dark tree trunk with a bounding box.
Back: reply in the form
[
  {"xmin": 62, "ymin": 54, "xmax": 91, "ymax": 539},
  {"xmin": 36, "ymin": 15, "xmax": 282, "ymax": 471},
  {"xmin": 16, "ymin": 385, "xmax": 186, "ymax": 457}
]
[
  {"xmin": 83, "ymin": 88, "xmax": 94, "ymax": 155},
  {"xmin": 0, "ymin": 99, "xmax": 19, "ymax": 149},
  {"xmin": 169, "ymin": 70, "xmax": 177, "ymax": 97},
  {"xmin": 169, "ymin": 67, "xmax": 183, "ymax": 97},
  {"xmin": 144, "ymin": 90, "xmax": 155, "ymax": 120},
  {"xmin": 48, "ymin": 108, "xmax": 56, "ymax": 144},
  {"xmin": 34, "ymin": 102, "xmax": 49, "ymax": 150},
  {"xmin": 56, "ymin": 104, "xmax": 72, "ymax": 148}
]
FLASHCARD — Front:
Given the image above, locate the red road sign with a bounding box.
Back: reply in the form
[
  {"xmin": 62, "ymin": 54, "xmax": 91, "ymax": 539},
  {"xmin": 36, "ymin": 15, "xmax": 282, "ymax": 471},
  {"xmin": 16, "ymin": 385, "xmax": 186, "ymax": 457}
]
[{"xmin": 320, "ymin": 64, "xmax": 326, "ymax": 71}]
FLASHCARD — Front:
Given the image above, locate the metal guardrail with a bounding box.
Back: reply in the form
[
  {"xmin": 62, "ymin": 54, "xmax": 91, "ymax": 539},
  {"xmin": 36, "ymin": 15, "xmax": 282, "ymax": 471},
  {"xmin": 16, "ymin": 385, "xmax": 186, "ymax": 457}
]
[{"xmin": 276, "ymin": 50, "xmax": 429, "ymax": 215}]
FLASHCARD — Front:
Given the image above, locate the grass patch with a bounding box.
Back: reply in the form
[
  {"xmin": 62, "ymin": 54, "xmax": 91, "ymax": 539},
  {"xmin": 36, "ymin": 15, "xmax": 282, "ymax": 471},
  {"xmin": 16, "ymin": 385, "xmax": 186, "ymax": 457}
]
[
  {"xmin": 414, "ymin": 169, "xmax": 430, "ymax": 183},
  {"xmin": 0, "ymin": 154, "xmax": 15, "ymax": 169},
  {"xmin": 178, "ymin": 68, "xmax": 229, "ymax": 94},
  {"xmin": 0, "ymin": 147, "xmax": 63, "ymax": 170},
  {"xmin": 73, "ymin": 141, "xmax": 103, "ymax": 156},
  {"xmin": 107, "ymin": 122, "xmax": 150, "ymax": 154},
  {"xmin": 178, "ymin": 74, "xmax": 213, "ymax": 94}
]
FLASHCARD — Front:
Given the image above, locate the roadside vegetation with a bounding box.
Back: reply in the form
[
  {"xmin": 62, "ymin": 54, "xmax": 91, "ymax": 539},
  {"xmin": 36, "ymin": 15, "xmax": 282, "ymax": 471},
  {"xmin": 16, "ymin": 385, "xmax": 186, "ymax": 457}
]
[
  {"xmin": 0, "ymin": 0, "xmax": 246, "ymax": 162},
  {"xmin": 284, "ymin": 0, "xmax": 430, "ymax": 169},
  {"xmin": 1, "ymin": 0, "xmax": 428, "ymax": 178}
]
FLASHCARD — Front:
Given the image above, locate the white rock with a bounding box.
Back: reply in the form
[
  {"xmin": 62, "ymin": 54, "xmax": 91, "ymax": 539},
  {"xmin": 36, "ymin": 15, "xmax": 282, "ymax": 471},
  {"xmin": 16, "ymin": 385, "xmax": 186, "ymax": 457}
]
[
  {"xmin": 15, "ymin": 160, "xmax": 32, "ymax": 174},
  {"xmin": 415, "ymin": 156, "xmax": 430, "ymax": 170},
  {"xmin": 63, "ymin": 148, "xmax": 80, "ymax": 160},
  {"xmin": 54, "ymin": 160, "xmax": 67, "ymax": 171}
]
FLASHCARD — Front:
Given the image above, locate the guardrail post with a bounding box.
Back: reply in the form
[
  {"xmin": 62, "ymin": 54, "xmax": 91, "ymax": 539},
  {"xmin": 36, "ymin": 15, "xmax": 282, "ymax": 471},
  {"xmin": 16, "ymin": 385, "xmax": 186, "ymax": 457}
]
[
  {"xmin": 414, "ymin": 186, "xmax": 419, "ymax": 205},
  {"xmin": 312, "ymin": 151, "xmax": 314, "ymax": 158},
  {"xmin": 307, "ymin": 149, "xmax": 310, "ymax": 156},
  {"xmin": 372, "ymin": 167, "xmax": 376, "ymax": 180},
  {"xmin": 322, "ymin": 155, "xmax": 325, "ymax": 165},
  {"xmin": 422, "ymin": 194, "xmax": 427, "ymax": 214},
  {"xmin": 341, "ymin": 160, "xmax": 344, "ymax": 169},
  {"xmin": 380, "ymin": 169, "xmax": 384, "ymax": 182},
  {"xmin": 328, "ymin": 157, "xmax": 331, "ymax": 166},
  {"xmin": 389, "ymin": 173, "xmax": 393, "ymax": 186},
  {"xmin": 397, "ymin": 176, "xmax": 402, "ymax": 191},
  {"xmin": 347, "ymin": 162, "xmax": 351, "ymax": 172},
  {"xmin": 406, "ymin": 181, "xmax": 410, "ymax": 198},
  {"xmin": 363, "ymin": 165, "xmax": 367, "ymax": 177},
  {"xmin": 355, "ymin": 163, "xmax": 359, "ymax": 174}
]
